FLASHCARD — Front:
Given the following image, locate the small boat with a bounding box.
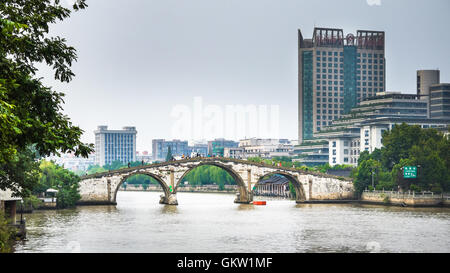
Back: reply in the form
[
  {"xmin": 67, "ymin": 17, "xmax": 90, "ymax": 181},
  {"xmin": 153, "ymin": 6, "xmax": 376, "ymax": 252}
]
[{"xmin": 253, "ymin": 201, "xmax": 266, "ymax": 205}]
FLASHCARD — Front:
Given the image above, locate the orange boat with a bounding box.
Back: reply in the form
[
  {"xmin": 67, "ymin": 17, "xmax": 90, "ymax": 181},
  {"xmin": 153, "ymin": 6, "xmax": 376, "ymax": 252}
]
[{"xmin": 253, "ymin": 201, "xmax": 266, "ymax": 205}]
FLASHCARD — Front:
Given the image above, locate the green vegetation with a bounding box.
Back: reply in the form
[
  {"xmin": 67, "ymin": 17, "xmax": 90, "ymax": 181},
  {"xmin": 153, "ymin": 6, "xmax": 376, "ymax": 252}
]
[
  {"xmin": 166, "ymin": 146, "xmax": 173, "ymax": 162},
  {"xmin": 38, "ymin": 161, "xmax": 81, "ymax": 209},
  {"xmin": 0, "ymin": 0, "xmax": 92, "ymax": 197},
  {"xmin": 353, "ymin": 123, "xmax": 450, "ymax": 195},
  {"xmin": 19, "ymin": 195, "xmax": 43, "ymax": 211},
  {"xmin": 0, "ymin": 212, "xmax": 15, "ymax": 253},
  {"xmin": 181, "ymin": 165, "xmax": 236, "ymax": 189}
]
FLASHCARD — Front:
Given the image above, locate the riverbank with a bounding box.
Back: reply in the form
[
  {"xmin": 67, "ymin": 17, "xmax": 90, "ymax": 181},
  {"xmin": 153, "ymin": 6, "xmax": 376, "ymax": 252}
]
[{"xmin": 361, "ymin": 190, "xmax": 450, "ymax": 207}]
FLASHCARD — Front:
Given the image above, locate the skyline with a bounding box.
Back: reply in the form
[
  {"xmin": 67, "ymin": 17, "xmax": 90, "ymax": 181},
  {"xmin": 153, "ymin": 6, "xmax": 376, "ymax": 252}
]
[{"xmin": 36, "ymin": 0, "xmax": 450, "ymax": 152}]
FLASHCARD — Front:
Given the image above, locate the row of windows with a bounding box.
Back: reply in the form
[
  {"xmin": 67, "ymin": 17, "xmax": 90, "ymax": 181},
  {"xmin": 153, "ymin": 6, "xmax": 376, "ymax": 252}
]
[
  {"xmin": 318, "ymin": 121, "xmax": 333, "ymax": 126},
  {"xmin": 317, "ymin": 104, "xmax": 344, "ymax": 110},
  {"xmin": 315, "ymin": 51, "xmax": 384, "ymax": 59},
  {"xmin": 358, "ymin": 64, "xmax": 383, "ymax": 70},
  {"xmin": 317, "ymin": 116, "xmax": 339, "ymax": 120},
  {"xmin": 357, "ymin": 76, "xmax": 382, "ymax": 81},
  {"xmin": 317, "ymin": 92, "xmax": 343, "ymax": 97},
  {"xmin": 358, "ymin": 70, "xmax": 384, "ymax": 75},
  {"xmin": 317, "ymin": 86, "xmax": 344, "ymax": 91},
  {"xmin": 359, "ymin": 82, "xmax": 382, "ymax": 87},
  {"xmin": 316, "ymin": 57, "xmax": 344, "ymax": 62},
  {"xmin": 357, "ymin": 59, "xmax": 384, "ymax": 64},
  {"xmin": 317, "ymin": 98, "xmax": 344, "ymax": 103},
  {"xmin": 357, "ymin": 87, "xmax": 383, "ymax": 92},
  {"xmin": 317, "ymin": 109, "xmax": 340, "ymax": 114},
  {"xmin": 317, "ymin": 74, "xmax": 343, "ymax": 79},
  {"xmin": 317, "ymin": 63, "xmax": 343, "ymax": 68},
  {"xmin": 316, "ymin": 51, "xmax": 344, "ymax": 56},
  {"xmin": 317, "ymin": 80, "xmax": 344, "ymax": 85}
]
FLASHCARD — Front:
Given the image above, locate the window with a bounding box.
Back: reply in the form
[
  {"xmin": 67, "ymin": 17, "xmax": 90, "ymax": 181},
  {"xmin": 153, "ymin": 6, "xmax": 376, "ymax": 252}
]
[{"xmin": 332, "ymin": 141, "xmax": 336, "ymax": 147}]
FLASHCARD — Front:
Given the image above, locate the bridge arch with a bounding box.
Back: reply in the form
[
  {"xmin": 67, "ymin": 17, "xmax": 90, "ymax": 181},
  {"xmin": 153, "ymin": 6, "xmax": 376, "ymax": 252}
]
[
  {"xmin": 112, "ymin": 171, "xmax": 169, "ymax": 204},
  {"xmin": 175, "ymin": 161, "xmax": 249, "ymax": 203},
  {"xmin": 255, "ymin": 171, "xmax": 306, "ymax": 202}
]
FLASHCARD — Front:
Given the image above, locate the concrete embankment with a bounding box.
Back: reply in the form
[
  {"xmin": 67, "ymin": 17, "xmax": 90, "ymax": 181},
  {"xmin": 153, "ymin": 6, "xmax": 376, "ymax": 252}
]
[{"xmin": 361, "ymin": 191, "xmax": 450, "ymax": 207}]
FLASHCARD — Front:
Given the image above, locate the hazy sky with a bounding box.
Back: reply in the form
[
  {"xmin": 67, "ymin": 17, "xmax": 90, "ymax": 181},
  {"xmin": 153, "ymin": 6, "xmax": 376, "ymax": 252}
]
[{"xmin": 37, "ymin": 0, "xmax": 450, "ymax": 152}]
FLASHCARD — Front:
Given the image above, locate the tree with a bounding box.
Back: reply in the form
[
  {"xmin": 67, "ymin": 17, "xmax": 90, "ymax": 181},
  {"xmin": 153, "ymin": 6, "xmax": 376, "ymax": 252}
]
[
  {"xmin": 0, "ymin": 0, "xmax": 93, "ymax": 196},
  {"xmin": 38, "ymin": 160, "xmax": 81, "ymax": 208},
  {"xmin": 0, "ymin": 212, "xmax": 15, "ymax": 253},
  {"xmin": 165, "ymin": 146, "xmax": 172, "ymax": 162},
  {"xmin": 355, "ymin": 124, "xmax": 450, "ymax": 193},
  {"xmin": 353, "ymin": 158, "xmax": 381, "ymax": 194}
]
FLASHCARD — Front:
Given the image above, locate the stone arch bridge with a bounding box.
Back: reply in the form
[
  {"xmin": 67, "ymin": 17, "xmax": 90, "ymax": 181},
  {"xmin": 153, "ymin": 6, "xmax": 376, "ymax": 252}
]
[{"xmin": 78, "ymin": 157, "xmax": 354, "ymax": 205}]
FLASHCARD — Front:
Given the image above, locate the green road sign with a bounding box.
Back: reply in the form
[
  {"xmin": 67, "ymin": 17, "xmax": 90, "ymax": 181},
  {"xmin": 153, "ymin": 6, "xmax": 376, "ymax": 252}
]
[{"xmin": 403, "ymin": 166, "xmax": 417, "ymax": 179}]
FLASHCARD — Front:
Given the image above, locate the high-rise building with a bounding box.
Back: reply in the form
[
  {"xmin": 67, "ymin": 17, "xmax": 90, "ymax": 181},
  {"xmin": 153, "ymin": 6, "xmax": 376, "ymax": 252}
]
[
  {"xmin": 417, "ymin": 70, "xmax": 440, "ymax": 117},
  {"xmin": 298, "ymin": 27, "xmax": 386, "ymax": 143},
  {"xmin": 152, "ymin": 139, "xmax": 189, "ymax": 161},
  {"xmin": 430, "ymin": 83, "xmax": 450, "ymax": 118},
  {"xmin": 417, "ymin": 70, "xmax": 440, "ymax": 97},
  {"xmin": 94, "ymin": 126, "xmax": 137, "ymax": 166}
]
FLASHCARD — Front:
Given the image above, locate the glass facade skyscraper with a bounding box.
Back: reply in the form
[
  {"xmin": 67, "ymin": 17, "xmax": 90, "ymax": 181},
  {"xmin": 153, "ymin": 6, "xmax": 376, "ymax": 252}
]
[
  {"xmin": 94, "ymin": 126, "xmax": 137, "ymax": 166},
  {"xmin": 298, "ymin": 27, "xmax": 385, "ymax": 143}
]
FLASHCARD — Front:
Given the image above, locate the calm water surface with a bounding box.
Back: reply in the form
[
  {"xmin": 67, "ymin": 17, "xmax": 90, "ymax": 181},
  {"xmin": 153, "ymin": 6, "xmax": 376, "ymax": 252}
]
[{"xmin": 14, "ymin": 191, "xmax": 450, "ymax": 253}]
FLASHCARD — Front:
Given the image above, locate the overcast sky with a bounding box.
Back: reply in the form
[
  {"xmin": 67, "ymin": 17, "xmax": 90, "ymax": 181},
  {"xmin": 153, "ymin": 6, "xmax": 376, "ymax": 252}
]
[{"xmin": 37, "ymin": 0, "xmax": 450, "ymax": 152}]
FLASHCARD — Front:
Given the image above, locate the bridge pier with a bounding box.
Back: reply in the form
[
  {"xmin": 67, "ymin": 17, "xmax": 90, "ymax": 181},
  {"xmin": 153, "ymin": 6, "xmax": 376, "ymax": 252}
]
[
  {"xmin": 159, "ymin": 193, "xmax": 178, "ymax": 205},
  {"xmin": 234, "ymin": 191, "xmax": 253, "ymax": 204}
]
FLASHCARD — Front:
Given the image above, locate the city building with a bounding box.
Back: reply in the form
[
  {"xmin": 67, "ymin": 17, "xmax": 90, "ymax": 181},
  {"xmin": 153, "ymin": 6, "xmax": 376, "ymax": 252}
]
[
  {"xmin": 94, "ymin": 126, "xmax": 137, "ymax": 166},
  {"xmin": 152, "ymin": 139, "xmax": 189, "ymax": 161},
  {"xmin": 430, "ymin": 83, "xmax": 450, "ymax": 119},
  {"xmin": 224, "ymin": 138, "xmax": 293, "ymax": 159},
  {"xmin": 417, "ymin": 70, "xmax": 440, "ymax": 117},
  {"xmin": 136, "ymin": 151, "xmax": 153, "ymax": 163},
  {"xmin": 311, "ymin": 92, "xmax": 449, "ymax": 166},
  {"xmin": 207, "ymin": 138, "xmax": 239, "ymax": 156},
  {"xmin": 188, "ymin": 144, "xmax": 208, "ymax": 157},
  {"xmin": 298, "ymin": 27, "xmax": 386, "ymax": 143},
  {"xmin": 46, "ymin": 153, "xmax": 95, "ymax": 172},
  {"xmin": 292, "ymin": 140, "xmax": 329, "ymax": 166}
]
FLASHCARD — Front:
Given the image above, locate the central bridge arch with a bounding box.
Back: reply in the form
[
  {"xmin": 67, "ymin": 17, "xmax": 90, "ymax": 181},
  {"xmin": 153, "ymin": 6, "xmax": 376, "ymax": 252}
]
[
  {"xmin": 174, "ymin": 161, "xmax": 249, "ymax": 203},
  {"xmin": 113, "ymin": 171, "xmax": 170, "ymax": 204}
]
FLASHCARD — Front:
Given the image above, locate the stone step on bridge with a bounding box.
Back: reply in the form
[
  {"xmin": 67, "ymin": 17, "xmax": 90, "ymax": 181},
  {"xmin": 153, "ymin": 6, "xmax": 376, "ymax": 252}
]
[{"xmin": 78, "ymin": 157, "xmax": 354, "ymax": 205}]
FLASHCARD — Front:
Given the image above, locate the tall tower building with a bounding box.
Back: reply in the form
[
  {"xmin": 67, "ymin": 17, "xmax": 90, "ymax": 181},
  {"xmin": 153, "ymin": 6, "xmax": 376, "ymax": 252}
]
[
  {"xmin": 94, "ymin": 126, "xmax": 137, "ymax": 166},
  {"xmin": 298, "ymin": 27, "xmax": 385, "ymax": 143},
  {"xmin": 417, "ymin": 70, "xmax": 440, "ymax": 117}
]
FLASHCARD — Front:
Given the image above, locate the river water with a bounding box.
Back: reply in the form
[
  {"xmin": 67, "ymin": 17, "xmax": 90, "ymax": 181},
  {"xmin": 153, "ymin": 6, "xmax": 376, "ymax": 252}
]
[{"xmin": 14, "ymin": 191, "xmax": 450, "ymax": 253}]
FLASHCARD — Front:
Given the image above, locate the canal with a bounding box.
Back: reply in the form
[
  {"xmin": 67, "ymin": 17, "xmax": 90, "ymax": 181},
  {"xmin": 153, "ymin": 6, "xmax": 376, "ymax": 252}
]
[{"xmin": 14, "ymin": 191, "xmax": 450, "ymax": 253}]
